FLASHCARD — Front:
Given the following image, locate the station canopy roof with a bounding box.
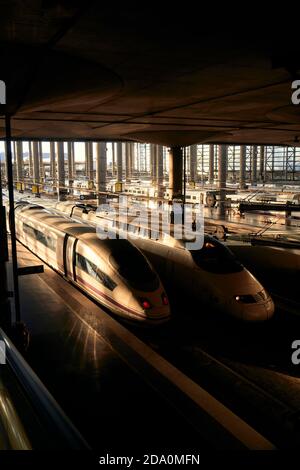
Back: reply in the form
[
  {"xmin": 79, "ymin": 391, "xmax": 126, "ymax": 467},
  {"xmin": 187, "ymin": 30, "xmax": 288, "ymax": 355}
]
[{"xmin": 0, "ymin": 3, "xmax": 299, "ymax": 147}]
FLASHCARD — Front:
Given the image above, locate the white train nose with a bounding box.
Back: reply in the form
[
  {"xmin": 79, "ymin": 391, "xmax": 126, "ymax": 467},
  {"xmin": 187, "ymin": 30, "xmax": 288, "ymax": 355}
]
[{"xmin": 241, "ymin": 303, "xmax": 271, "ymax": 322}]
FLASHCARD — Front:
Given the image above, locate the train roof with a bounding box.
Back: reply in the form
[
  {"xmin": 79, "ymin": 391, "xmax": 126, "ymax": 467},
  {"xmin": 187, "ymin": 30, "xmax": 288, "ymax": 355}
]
[
  {"xmin": 16, "ymin": 203, "xmax": 148, "ymax": 259},
  {"xmin": 51, "ymin": 201, "xmax": 207, "ymax": 251},
  {"xmin": 17, "ymin": 204, "xmax": 93, "ymax": 236}
]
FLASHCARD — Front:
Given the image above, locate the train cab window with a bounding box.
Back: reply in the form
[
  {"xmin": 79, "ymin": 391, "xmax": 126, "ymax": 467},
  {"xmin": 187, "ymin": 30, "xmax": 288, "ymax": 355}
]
[
  {"xmin": 23, "ymin": 223, "xmax": 57, "ymax": 252},
  {"xmin": 76, "ymin": 253, "xmax": 117, "ymax": 291},
  {"xmin": 190, "ymin": 237, "xmax": 243, "ymax": 274},
  {"xmin": 109, "ymin": 239, "xmax": 159, "ymax": 291}
]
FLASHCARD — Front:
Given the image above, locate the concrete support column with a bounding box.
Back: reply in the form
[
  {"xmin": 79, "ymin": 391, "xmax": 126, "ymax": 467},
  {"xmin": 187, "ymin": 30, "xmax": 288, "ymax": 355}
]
[
  {"xmin": 251, "ymin": 145, "xmax": 257, "ymax": 185},
  {"xmin": 151, "ymin": 144, "xmax": 157, "ymax": 184},
  {"xmin": 39, "ymin": 142, "xmax": 44, "ymax": 181},
  {"xmin": 56, "ymin": 142, "xmax": 66, "ymax": 201},
  {"xmin": 218, "ymin": 145, "xmax": 227, "ymax": 216},
  {"xmin": 15, "ymin": 141, "xmax": 24, "ymax": 186},
  {"xmin": 125, "ymin": 142, "xmax": 132, "ymax": 182},
  {"xmin": 168, "ymin": 146, "xmax": 183, "ymax": 199},
  {"xmin": 116, "ymin": 142, "xmax": 123, "ymax": 183},
  {"xmin": 240, "ymin": 145, "xmax": 246, "ymax": 189},
  {"xmin": 190, "ymin": 145, "xmax": 197, "ymax": 184},
  {"xmin": 157, "ymin": 145, "xmax": 164, "ymax": 198},
  {"xmin": 136, "ymin": 144, "xmax": 140, "ymax": 175},
  {"xmin": 49, "ymin": 141, "xmax": 56, "ymax": 180},
  {"xmin": 130, "ymin": 143, "xmax": 135, "ymax": 177},
  {"xmin": 111, "ymin": 143, "xmax": 116, "ymax": 177},
  {"xmin": 259, "ymin": 145, "xmax": 265, "ymax": 183},
  {"xmin": 209, "ymin": 145, "xmax": 215, "ymax": 184},
  {"xmin": 28, "ymin": 142, "xmax": 33, "ymax": 179},
  {"xmin": 67, "ymin": 142, "xmax": 75, "ymax": 193},
  {"xmin": 96, "ymin": 142, "xmax": 107, "ymax": 205},
  {"xmin": 85, "ymin": 142, "xmax": 93, "ymax": 182},
  {"xmin": 32, "ymin": 142, "xmax": 40, "ymax": 186}
]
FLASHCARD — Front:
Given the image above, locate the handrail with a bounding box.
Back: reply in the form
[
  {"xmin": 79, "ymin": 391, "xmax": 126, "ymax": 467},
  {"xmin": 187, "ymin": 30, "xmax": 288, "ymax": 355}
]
[{"xmin": 0, "ymin": 328, "xmax": 89, "ymax": 449}]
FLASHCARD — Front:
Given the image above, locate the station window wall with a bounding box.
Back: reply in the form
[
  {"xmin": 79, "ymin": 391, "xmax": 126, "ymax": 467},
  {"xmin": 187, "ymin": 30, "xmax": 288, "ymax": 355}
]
[
  {"xmin": 4, "ymin": 141, "xmax": 300, "ymax": 186},
  {"xmin": 187, "ymin": 145, "xmax": 300, "ymax": 183}
]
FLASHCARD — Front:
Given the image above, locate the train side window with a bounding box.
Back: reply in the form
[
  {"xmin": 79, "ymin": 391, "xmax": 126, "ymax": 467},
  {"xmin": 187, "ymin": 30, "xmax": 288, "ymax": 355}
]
[
  {"xmin": 96, "ymin": 269, "xmax": 117, "ymax": 291},
  {"xmin": 76, "ymin": 252, "xmax": 88, "ymax": 272},
  {"xmin": 76, "ymin": 253, "xmax": 116, "ymax": 291},
  {"xmin": 23, "ymin": 223, "xmax": 56, "ymax": 251}
]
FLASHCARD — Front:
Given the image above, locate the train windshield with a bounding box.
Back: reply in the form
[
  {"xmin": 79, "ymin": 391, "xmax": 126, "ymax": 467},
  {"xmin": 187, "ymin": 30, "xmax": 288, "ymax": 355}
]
[
  {"xmin": 190, "ymin": 237, "xmax": 243, "ymax": 273},
  {"xmin": 109, "ymin": 239, "xmax": 159, "ymax": 291}
]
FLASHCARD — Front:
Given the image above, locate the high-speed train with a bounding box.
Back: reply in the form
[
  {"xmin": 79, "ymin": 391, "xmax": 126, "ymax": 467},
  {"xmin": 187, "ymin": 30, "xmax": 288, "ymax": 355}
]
[
  {"xmin": 54, "ymin": 201, "xmax": 275, "ymax": 322},
  {"xmin": 10, "ymin": 202, "xmax": 171, "ymax": 325}
]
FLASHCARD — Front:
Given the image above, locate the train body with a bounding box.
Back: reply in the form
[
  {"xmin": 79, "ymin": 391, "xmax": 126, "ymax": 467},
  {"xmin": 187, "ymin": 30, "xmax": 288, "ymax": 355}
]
[
  {"xmin": 12, "ymin": 202, "xmax": 171, "ymax": 325},
  {"xmin": 120, "ymin": 183, "xmax": 219, "ymax": 207},
  {"xmin": 54, "ymin": 201, "xmax": 275, "ymax": 322}
]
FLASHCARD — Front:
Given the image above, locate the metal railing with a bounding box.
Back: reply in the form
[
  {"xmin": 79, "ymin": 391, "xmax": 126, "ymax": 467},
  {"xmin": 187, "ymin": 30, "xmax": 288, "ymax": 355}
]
[{"xmin": 0, "ymin": 327, "xmax": 89, "ymax": 449}]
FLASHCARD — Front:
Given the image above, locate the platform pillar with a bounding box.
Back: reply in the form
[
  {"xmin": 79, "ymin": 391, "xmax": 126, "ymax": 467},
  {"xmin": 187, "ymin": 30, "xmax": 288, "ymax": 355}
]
[
  {"xmin": 151, "ymin": 144, "xmax": 157, "ymax": 185},
  {"xmin": 218, "ymin": 144, "xmax": 227, "ymax": 216},
  {"xmin": 56, "ymin": 142, "xmax": 66, "ymax": 201},
  {"xmin": 96, "ymin": 142, "xmax": 107, "ymax": 205},
  {"xmin": 15, "ymin": 141, "xmax": 24, "ymax": 191},
  {"xmin": 259, "ymin": 145, "xmax": 265, "ymax": 183},
  {"xmin": 38, "ymin": 142, "xmax": 45, "ymax": 181},
  {"xmin": 157, "ymin": 145, "xmax": 164, "ymax": 198},
  {"xmin": 67, "ymin": 142, "xmax": 74, "ymax": 194},
  {"xmin": 32, "ymin": 142, "xmax": 40, "ymax": 193},
  {"xmin": 240, "ymin": 145, "xmax": 246, "ymax": 189},
  {"xmin": 168, "ymin": 146, "xmax": 183, "ymax": 200},
  {"xmin": 209, "ymin": 144, "xmax": 214, "ymax": 184},
  {"xmin": 125, "ymin": 143, "xmax": 132, "ymax": 182},
  {"xmin": 85, "ymin": 142, "xmax": 93, "ymax": 184},
  {"xmin": 27, "ymin": 141, "xmax": 33, "ymax": 180},
  {"xmin": 251, "ymin": 145, "xmax": 257, "ymax": 185},
  {"xmin": 49, "ymin": 141, "xmax": 56, "ymax": 180},
  {"xmin": 190, "ymin": 144, "xmax": 197, "ymax": 184},
  {"xmin": 116, "ymin": 142, "xmax": 123, "ymax": 186}
]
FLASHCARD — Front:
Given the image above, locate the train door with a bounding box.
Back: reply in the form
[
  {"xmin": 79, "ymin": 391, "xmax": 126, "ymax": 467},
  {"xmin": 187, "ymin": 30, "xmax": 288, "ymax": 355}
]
[
  {"xmin": 64, "ymin": 235, "xmax": 78, "ymax": 280},
  {"xmin": 64, "ymin": 236, "xmax": 78, "ymax": 281}
]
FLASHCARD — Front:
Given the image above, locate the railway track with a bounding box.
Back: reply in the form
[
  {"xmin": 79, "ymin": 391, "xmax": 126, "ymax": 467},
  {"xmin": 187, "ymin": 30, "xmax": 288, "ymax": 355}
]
[{"xmin": 132, "ymin": 308, "xmax": 300, "ymax": 449}]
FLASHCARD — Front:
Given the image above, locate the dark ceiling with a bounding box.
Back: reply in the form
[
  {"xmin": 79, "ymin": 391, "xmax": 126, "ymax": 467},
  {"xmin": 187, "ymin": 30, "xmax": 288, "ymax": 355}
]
[{"xmin": 0, "ymin": 2, "xmax": 300, "ymax": 146}]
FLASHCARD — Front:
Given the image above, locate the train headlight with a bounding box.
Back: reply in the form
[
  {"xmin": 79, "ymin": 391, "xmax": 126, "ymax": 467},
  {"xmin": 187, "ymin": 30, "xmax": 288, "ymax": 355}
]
[{"xmin": 234, "ymin": 294, "xmax": 256, "ymax": 304}]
